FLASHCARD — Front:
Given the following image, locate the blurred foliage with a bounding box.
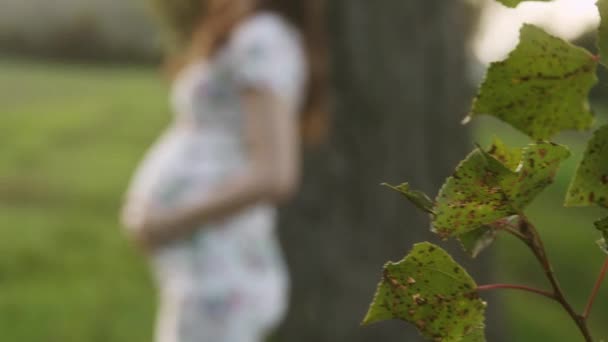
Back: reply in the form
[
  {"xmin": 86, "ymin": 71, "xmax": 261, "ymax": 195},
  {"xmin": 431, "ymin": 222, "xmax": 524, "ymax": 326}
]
[
  {"xmin": 0, "ymin": 0, "xmax": 159, "ymax": 63},
  {"xmin": 2, "ymin": 36, "xmax": 608, "ymax": 339},
  {"xmin": 148, "ymin": 0, "xmax": 203, "ymax": 50},
  {"xmin": 0, "ymin": 58, "xmax": 169, "ymax": 341}
]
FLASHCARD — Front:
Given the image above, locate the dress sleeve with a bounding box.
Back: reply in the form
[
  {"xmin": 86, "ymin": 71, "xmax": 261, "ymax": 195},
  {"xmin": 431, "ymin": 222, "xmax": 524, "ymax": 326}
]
[{"xmin": 230, "ymin": 14, "xmax": 308, "ymax": 104}]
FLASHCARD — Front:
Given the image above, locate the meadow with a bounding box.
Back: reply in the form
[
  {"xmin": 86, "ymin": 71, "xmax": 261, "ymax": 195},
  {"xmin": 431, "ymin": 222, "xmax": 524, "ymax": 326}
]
[
  {"xmin": 1, "ymin": 57, "xmax": 607, "ymax": 341},
  {"xmin": 0, "ymin": 58, "xmax": 166, "ymax": 341}
]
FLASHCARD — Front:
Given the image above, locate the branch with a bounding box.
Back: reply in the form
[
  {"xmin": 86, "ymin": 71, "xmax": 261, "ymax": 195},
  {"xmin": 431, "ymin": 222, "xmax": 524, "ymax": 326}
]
[
  {"xmin": 477, "ymin": 283, "xmax": 555, "ymax": 300},
  {"xmin": 583, "ymin": 256, "xmax": 608, "ymax": 319},
  {"xmin": 506, "ymin": 215, "xmax": 594, "ymax": 342}
]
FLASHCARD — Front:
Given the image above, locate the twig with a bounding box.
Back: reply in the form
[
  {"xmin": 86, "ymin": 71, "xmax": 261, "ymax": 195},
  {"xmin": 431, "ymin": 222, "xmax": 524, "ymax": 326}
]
[
  {"xmin": 583, "ymin": 256, "xmax": 608, "ymax": 319},
  {"xmin": 477, "ymin": 283, "xmax": 555, "ymax": 300},
  {"xmin": 503, "ymin": 215, "xmax": 594, "ymax": 342}
]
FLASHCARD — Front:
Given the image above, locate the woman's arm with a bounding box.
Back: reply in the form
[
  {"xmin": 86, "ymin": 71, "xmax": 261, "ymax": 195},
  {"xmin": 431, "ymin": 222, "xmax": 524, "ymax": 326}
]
[{"xmin": 131, "ymin": 88, "xmax": 301, "ymax": 248}]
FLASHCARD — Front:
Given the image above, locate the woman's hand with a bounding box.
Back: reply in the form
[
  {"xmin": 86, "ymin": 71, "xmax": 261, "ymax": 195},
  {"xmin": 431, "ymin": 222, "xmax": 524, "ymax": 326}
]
[
  {"xmin": 121, "ymin": 199, "xmax": 176, "ymax": 253},
  {"xmin": 120, "ymin": 88, "xmax": 302, "ymax": 249}
]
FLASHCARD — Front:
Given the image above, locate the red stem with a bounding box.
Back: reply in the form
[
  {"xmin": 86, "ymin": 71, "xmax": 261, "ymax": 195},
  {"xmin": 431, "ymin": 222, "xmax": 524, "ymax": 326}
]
[
  {"xmin": 477, "ymin": 283, "xmax": 555, "ymax": 300},
  {"xmin": 504, "ymin": 216, "xmax": 593, "ymax": 342},
  {"xmin": 583, "ymin": 256, "xmax": 608, "ymax": 319}
]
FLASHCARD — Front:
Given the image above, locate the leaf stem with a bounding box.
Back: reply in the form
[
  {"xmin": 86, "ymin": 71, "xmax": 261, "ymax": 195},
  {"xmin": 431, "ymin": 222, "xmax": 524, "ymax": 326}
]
[
  {"xmin": 583, "ymin": 256, "xmax": 608, "ymax": 319},
  {"xmin": 477, "ymin": 283, "xmax": 555, "ymax": 300},
  {"xmin": 505, "ymin": 215, "xmax": 594, "ymax": 342}
]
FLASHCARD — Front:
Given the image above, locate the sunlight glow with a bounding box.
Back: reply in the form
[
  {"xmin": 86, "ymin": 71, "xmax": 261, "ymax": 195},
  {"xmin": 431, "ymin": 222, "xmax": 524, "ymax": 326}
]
[{"xmin": 474, "ymin": 0, "xmax": 600, "ymax": 64}]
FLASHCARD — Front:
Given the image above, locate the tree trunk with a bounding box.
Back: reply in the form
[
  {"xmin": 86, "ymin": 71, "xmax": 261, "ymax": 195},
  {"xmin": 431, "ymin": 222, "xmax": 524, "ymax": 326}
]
[{"xmin": 276, "ymin": 1, "xmax": 501, "ymax": 341}]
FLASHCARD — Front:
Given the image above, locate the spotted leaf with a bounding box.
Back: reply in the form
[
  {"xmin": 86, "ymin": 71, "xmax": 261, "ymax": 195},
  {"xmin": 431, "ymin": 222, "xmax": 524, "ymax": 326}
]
[
  {"xmin": 565, "ymin": 125, "xmax": 608, "ymax": 207},
  {"xmin": 596, "ymin": 216, "xmax": 608, "ymax": 239},
  {"xmin": 467, "ymin": 24, "xmax": 597, "ymax": 140},
  {"xmin": 595, "ymin": 217, "xmax": 608, "ymax": 254},
  {"xmin": 433, "ymin": 141, "xmax": 568, "ymax": 238},
  {"xmin": 485, "ymin": 138, "xmax": 522, "ymax": 171},
  {"xmin": 433, "ymin": 148, "xmax": 516, "ymax": 238},
  {"xmin": 500, "ymin": 142, "xmax": 570, "ymax": 210},
  {"xmin": 383, "ymin": 183, "xmax": 435, "ymax": 214},
  {"xmin": 363, "ymin": 243, "xmax": 487, "ymax": 341}
]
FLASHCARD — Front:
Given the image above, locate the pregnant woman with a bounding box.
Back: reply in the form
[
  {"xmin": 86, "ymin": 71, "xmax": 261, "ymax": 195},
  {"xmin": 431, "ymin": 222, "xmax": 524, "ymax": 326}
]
[{"xmin": 121, "ymin": 1, "xmax": 327, "ymax": 341}]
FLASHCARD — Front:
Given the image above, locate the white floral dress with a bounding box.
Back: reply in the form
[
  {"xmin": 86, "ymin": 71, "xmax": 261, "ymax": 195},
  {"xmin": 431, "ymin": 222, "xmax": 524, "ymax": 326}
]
[{"xmin": 123, "ymin": 13, "xmax": 306, "ymax": 342}]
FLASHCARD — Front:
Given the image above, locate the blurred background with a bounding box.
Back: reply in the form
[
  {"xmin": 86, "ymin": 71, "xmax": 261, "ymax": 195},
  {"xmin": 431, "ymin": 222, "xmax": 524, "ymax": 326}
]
[{"xmin": 1, "ymin": 0, "xmax": 607, "ymax": 341}]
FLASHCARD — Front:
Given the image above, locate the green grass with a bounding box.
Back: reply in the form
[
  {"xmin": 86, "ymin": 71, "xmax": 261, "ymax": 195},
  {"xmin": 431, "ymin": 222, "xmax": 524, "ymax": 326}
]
[
  {"xmin": 1, "ymin": 57, "xmax": 608, "ymax": 341},
  {"xmin": 0, "ymin": 58, "xmax": 170, "ymax": 341}
]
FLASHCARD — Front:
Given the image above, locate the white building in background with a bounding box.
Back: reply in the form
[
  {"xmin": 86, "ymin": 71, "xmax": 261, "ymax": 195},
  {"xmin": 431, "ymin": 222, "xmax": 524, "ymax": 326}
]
[{"xmin": 0, "ymin": 0, "xmax": 160, "ymax": 59}]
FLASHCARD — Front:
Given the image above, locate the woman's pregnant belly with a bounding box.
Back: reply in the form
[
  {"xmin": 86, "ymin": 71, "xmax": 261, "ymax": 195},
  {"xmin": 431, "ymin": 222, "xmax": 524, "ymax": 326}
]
[{"xmin": 124, "ymin": 127, "xmax": 245, "ymax": 214}]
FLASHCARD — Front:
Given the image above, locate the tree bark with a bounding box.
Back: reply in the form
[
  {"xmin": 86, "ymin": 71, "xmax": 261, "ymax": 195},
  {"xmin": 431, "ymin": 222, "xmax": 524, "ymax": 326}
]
[{"xmin": 276, "ymin": 1, "xmax": 501, "ymax": 341}]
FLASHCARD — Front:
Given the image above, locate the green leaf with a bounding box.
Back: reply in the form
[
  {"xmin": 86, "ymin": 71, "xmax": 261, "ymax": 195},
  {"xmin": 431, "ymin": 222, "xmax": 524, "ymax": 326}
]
[
  {"xmin": 596, "ymin": 216, "xmax": 608, "ymax": 239},
  {"xmin": 486, "ymin": 138, "xmax": 522, "ymax": 171},
  {"xmin": 458, "ymin": 226, "xmax": 498, "ymax": 258},
  {"xmin": 598, "ymin": 0, "xmax": 608, "ymax": 67},
  {"xmin": 501, "ymin": 142, "xmax": 570, "ymax": 210},
  {"xmin": 565, "ymin": 125, "xmax": 608, "ymax": 207},
  {"xmin": 462, "ymin": 330, "xmax": 486, "ymax": 342},
  {"xmin": 434, "ymin": 141, "xmax": 568, "ymax": 238},
  {"xmin": 383, "ymin": 183, "xmax": 435, "ymax": 214},
  {"xmin": 433, "ymin": 148, "xmax": 516, "ymax": 238},
  {"xmin": 363, "ymin": 243, "xmax": 486, "ymax": 341},
  {"xmin": 595, "ymin": 217, "xmax": 608, "ymax": 254},
  {"xmin": 495, "ymin": 0, "xmax": 552, "ymax": 8},
  {"xmin": 467, "ymin": 24, "xmax": 598, "ymax": 140},
  {"xmin": 460, "ymin": 215, "xmax": 525, "ymax": 259}
]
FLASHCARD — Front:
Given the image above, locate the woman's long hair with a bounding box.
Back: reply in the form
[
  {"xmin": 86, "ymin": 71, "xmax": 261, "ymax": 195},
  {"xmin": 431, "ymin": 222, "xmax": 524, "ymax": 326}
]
[{"xmin": 153, "ymin": 0, "xmax": 329, "ymax": 145}]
